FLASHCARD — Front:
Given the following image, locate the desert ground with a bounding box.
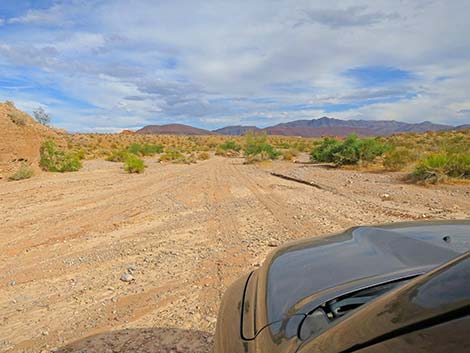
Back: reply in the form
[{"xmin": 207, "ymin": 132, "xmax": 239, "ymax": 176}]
[{"xmin": 1, "ymin": 156, "xmax": 469, "ymax": 353}]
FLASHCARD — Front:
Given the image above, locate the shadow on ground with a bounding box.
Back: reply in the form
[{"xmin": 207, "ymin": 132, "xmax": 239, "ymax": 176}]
[{"xmin": 56, "ymin": 327, "xmax": 213, "ymax": 353}]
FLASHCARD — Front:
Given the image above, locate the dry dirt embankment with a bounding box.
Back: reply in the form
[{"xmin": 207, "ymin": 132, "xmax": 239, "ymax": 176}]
[
  {"xmin": 0, "ymin": 103, "xmax": 64, "ymax": 179},
  {"xmin": 0, "ymin": 157, "xmax": 469, "ymax": 353}
]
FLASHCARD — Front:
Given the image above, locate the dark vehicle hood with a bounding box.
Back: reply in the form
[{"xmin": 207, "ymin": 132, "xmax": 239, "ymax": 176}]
[{"xmin": 251, "ymin": 221, "xmax": 470, "ymax": 338}]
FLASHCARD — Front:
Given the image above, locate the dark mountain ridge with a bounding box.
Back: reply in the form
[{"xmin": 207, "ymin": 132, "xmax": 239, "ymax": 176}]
[{"xmin": 135, "ymin": 117, "xmax": 463, "ymax": 137}]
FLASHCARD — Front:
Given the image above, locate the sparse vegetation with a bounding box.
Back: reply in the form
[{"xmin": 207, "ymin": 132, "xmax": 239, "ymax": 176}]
[
  {"xmin": 106, "ymin": 149, "xmax": 130, "ymax": 162},
  {"xmin": 9, "ymin": 162, "xmax": 34, "ymax": 181},
  {"xmin": 124, "ymin": 154, "xmax": 146, "ymax": 173},
  {"xmin": 160, "ymin": 148, "xmax": 185, "ymax": 162},
  {"xmin": 197, "ymin": 152, "xmax": 210, "ymax": 160},
  {"xmin": 219, "ymin": 140, "xmax": 241, "ymax": 152},
  {"xmin": 127, "ymin": 143, "xmax": 164, "ymax": 156},
  {"xmin": 8, "ymin": 111, "xmax": 27, "ymax": 126},
  {"xmin": 282, "ymin": 148, "xmax": 299, "ymax": 161},
  {"xmin": 244, "ymin": 131, "xmax": 280, "ymax": 163},
  {"xmin": 383, "ymin": 147, "xmax": 417, "ymax": 171},
  {"xmin": 40, "ymin": 140, "xmax": 82, "ymax": 172},
  {"xmin": 410, "ymin": 153, "xmax": 470, "ymax": 184}
]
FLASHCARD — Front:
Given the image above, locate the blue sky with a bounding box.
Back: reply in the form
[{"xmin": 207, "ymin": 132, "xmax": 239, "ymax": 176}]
[{"xmin": 0, "ymin": 0, "xmax": 469, "ymax": 132}]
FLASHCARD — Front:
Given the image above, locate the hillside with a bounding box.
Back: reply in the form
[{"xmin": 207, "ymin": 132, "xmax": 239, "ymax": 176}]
[
  {"xmin": 136, "ymin": 123, "xmax": 213, "ymax": 135},
  {"xmin": 0, "ymin": 102, "xmax": 62, "ymax": 179},
  {"xmin": 214, "ymin": 125, "xmax": 261, "ymax": 135}
]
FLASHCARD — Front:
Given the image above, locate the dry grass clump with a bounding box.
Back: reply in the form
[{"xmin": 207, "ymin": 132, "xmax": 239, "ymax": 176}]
[{"xmin": 9, "ymin": 162, "xmax": 34, "ymax": 181}]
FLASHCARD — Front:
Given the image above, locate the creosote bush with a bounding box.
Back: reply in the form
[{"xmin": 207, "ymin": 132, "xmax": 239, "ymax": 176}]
[
  {"xmin": 40, "ymin": 140, "xmax": 82, "ymax": 172},
  {"xmin": 311, "ymin": 134, "xmax": 389, "ymax": 166},
  {"xmin": 124, "ymin": 154, "xmax": 145, "ymax": 173}
]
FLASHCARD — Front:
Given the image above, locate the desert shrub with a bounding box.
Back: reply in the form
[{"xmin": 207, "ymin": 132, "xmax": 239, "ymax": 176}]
[
  {"xmin": 126, "ymin": 143, "xmax": 163, "ymax": 156},
  {"xmin": 8, "ymin": 110, "xmax": 27, "ymax": 126},
  {"xmin": 446, "ymin": 154, "xmax": 470, "ymax": 178},
  {"xmin": 124, "ymin": 154, "xmax": 145, "ymax": 173},
  {"xmin": 282, "ymin": 149, "xmax": 299, "ymax": 161},
  {"xmin": 244, "ymin": 132, "xmax": 280, "ymax": 162},
  {"xmin": 127, "ymin": 143, "xmax": 143, "ymax": 155},
  {"xmin": 310, "ymin": 137, "xmax": 342, "ymax": 163},
  {"xmin": 293, "ymin": 141, "xmax": 308, "ymax": 152},
  {"xmin": 411, "ymin": 154, "xmax": 450, "ymax": 184},
  {"xmin": 198, "ymin": 152, "xmax": 210, "ymax": 160},
  {"xmin": 40, "ymin": 140, "xmax": 82, "ymax": 172},
  {"xmin": 9, "ymin": 163, "xmax": 34, "ymax": 181},
  {"xmin": 219, "ymin": 140, "xmax": 241, "ymax": 152},
  {"xmin": 160, "ymin": 148, "xmax": 184, "ymax": 161},
  {"xmin": 173, "ymin": 153, "xmax": 197, "ymax": 164},
  {"xmin": 357, "ymin": 138, "xmax": 390, "ymax": 162},
  {"xmin": 311, "ymin": 135, "xmax": 389, "ymax": 166},
  {"xmin": 383, "ymin": 147, "xmax": 417, "ymax": 171},
  {"xmin": 141, "ymin": 143, "xmax": 164, "ymax": 156},
  {"xmin": 106, "ymin": 149, "xmax": 130, "ymax": 162}
]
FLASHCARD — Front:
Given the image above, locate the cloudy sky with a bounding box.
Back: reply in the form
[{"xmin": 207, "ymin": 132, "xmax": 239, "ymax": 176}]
[{"xmin": 0, "ymin": 0, "xmax": 469, "ymax": 132}]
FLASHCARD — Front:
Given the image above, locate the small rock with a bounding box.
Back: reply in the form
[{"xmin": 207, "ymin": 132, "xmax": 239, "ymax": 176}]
[
  {"xmin": 380, "ymin": 193, "xmax": 391, "ymax": 201},
  {"xmin": 120, "ymin": 272, "xmax": 134, "ymax": 282},
  {"xmin": 267, "ymin": 239, "xmax": 278, "ymax": 247}
]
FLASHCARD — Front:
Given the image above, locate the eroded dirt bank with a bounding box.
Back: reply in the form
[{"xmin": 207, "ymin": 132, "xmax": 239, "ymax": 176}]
[{"xmin": 1, "ymin": 157, "xmax": 469, "ymax": 353}]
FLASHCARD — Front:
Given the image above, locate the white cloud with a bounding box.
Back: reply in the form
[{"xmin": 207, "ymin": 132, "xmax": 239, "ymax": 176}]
[{"xmin": 0, "ymin": 0, "xmax": 469, "ymax": 131}]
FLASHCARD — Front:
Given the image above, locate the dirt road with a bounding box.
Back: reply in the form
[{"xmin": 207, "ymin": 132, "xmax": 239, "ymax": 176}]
[{"xmin": 1, "ymin": 156, "xmax": 469, "ymax": 353}]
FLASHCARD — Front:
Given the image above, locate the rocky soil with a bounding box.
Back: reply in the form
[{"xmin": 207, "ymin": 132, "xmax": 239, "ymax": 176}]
[{"xmin": 0, "ymin": 156, "xmax": 469, "ymax": 353}]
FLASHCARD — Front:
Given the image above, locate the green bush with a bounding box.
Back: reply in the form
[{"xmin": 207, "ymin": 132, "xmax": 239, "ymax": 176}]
[
  {"xmin": 127, "ymin": 143, "xmax": 142, "ymax": 155},
  {"xmin": 244, "ymin": 132, "xmax": 280, "ymax": 162},
  {"xmin": 310, "ymin": 137, "xmax": 342, "ymax": 163},
  {"xmin": 141, "ymin": 143, "xmax": 164, "ymax": 156},
  {"xmin": 219, "ymin": 140, "xmax": 242, "ymax": 152},
  {"xmin": 311, "ymin": 135, "xmax": 389, "ymax": 166},
  {"xmin": 410, "ymin": 153, "xmax": 470, "ymax": 183},
  {"xmin": 383, "ymin": 147, "xmax": 417, "ymax": 171},
  {"xmin": 411, "ymin": 154, "xmax": 450, "ymax": 183},
  {"xmin": 447, "ymin": 154, "xmax": 470, "ymax": 178},
  {"xmin": 126, "ymin": 143, "xmax": 164, "ymax": 156},
  {"xmin": 9, "ymin": 163, "xmax": 34, "ymax": 181},
  {"xmin": 124, "ymin": 154, "xmax": 145, "ymax": 173},
  {"xmin": 40, "ymin": 140, "xmax": 82, "ymax": 172}
]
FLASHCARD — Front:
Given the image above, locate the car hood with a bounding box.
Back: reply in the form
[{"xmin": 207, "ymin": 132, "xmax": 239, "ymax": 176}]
[{"xmin": 251, "ymin": 221, "xmax": 470, "ymax": 338}]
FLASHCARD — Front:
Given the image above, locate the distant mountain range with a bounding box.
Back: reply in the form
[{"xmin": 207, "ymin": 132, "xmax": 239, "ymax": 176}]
[{"xmin": 136, "ymin": 117, "xmax": 468, "ymax": 137}]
